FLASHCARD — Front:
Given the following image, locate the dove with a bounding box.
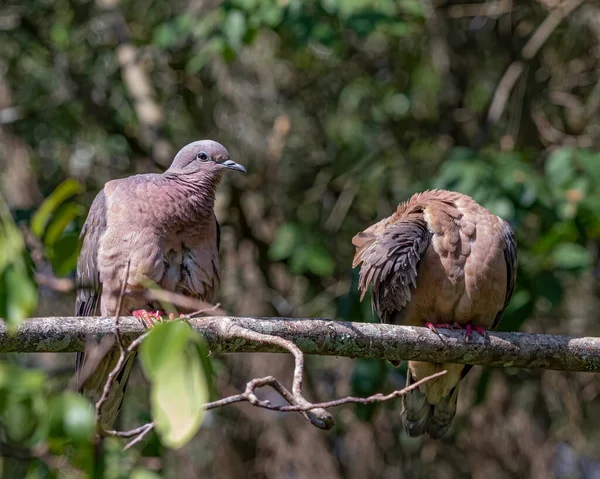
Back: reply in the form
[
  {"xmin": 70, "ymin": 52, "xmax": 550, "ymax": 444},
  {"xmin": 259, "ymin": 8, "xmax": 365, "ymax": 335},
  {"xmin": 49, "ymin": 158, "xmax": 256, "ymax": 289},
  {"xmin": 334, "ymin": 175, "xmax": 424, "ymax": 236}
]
[
  {"xmin": 352, "ymin": 190, "xmax": 517, "ymax": 438},
  {"xmin": 75, "ymin": 140, "xmax": 245, "ymax": 427}
]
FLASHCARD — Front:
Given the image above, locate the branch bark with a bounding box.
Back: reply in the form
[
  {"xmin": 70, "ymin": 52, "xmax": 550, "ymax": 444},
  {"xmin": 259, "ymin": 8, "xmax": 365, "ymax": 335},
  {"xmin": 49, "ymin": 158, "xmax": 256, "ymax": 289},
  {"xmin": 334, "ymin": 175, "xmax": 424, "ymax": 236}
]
[{"xmin": 2, "ymin": 316, "xmax": 600, "ymax": 372}]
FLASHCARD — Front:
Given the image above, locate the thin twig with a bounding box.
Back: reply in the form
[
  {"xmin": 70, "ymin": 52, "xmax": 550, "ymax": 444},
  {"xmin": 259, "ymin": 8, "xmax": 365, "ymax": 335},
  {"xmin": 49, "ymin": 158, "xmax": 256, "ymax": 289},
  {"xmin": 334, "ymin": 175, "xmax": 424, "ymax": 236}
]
[
  {"xmin": 123, "ymin": 422, "xmax": 156, "ymax": 450},
  {"xmin": 227, "ymin": 322, "xmax": 334, "ymax": 429},
  {"xmin": 105, "ymin": 370, "xmax": 446, "ymax": 449},
  {"xmin": 203, "ymin": 370, "xmax": 447, "ymax": 412},
  {"xmin": 103, "ymin": 422, "xmax": 156, "ymax": 439}
]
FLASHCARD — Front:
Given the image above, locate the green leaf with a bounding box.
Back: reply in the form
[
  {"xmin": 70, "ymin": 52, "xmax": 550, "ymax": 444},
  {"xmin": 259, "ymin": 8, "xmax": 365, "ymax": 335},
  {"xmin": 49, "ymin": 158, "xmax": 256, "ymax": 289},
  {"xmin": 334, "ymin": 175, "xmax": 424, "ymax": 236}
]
[
  {"xmin": 0, "ymin": 195, "xmax": 38, "ymax": 326},
  {"xmin": 140, "ymin": 321, "xmax": 210, "ymax": 449},
  {"xmin": 0, "ymin": 195, "xmax": 26, "ymax": 273},
  {"xmin": 31, "ymin": 179, "xmax": 82, "ymax": 238},
  {"xmin": 2, "ymin": 265, "xmax": 38, "ymax": 327},
  {"xmin": 43, "ymin": 202, "xmax": 83, "ymax": 247}
]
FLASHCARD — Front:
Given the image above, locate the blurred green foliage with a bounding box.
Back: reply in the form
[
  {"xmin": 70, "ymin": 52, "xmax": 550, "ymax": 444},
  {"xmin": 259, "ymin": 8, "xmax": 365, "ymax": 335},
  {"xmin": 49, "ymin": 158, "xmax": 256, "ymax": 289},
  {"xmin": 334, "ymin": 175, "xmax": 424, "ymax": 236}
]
[
  {"xmin": 0, "ymin": 195, "xmax": 37, "ymax": 328},
  {"xmin": 0, "ymin": 362, "xmax": 94, "ymax": 478}
]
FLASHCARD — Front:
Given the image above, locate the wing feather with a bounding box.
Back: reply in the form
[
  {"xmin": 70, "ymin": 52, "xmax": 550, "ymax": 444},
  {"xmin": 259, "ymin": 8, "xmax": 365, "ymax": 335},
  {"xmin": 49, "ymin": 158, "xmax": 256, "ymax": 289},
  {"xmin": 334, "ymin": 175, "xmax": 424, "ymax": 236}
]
[
  {"xmin": 75, "ymin": 190, "xmax": 107, "ymax": 390},
  {"xmin": 352, "ymin": 217, "xmax": 431, "ymax": 323},
  {"xmin": 492, "ymin": 220, "xmax": 518, "ymax": 329}
]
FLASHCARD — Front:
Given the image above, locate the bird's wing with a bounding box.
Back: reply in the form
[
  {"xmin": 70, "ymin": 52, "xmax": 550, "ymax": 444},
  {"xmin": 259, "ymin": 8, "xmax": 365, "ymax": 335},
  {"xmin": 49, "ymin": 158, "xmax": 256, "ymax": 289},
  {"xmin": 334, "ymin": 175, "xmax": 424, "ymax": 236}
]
[
  {"xmin": 75, "ymin": 189, "xmax": 106, "ymax": 318},
  {"xmin": 75, "ymin": 189, "xmax": 107, "ymax": 390},
  {"xmin": 215, "ymin": 215, "xmax": 221, "ymax": 252},
  {"xmin": 352, "ymin": 216, "xmax": 431, "ymax": 323},
  {"xmin": 491, "ymin": 220, "xmax": 518, "ymax": 329}
]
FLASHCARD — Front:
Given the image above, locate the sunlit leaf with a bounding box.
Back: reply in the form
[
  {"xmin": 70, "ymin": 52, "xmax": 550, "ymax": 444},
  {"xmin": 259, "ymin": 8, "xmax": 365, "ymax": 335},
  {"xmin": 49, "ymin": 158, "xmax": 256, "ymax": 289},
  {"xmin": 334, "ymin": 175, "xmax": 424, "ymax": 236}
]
[
  {"xmin": 30, "ymin": 179, "xmax": 82, "ymax": 238},
  {"xmin": 0, "ymin": 194, "xmax": 37, "ymax": 326},
  {"xmin": 43, "ymin": 202, "xmax": 83, "ymax": 247},
  {"xmin": 140, "ymin": 321, "xmax": 210, "ymax": 449}
]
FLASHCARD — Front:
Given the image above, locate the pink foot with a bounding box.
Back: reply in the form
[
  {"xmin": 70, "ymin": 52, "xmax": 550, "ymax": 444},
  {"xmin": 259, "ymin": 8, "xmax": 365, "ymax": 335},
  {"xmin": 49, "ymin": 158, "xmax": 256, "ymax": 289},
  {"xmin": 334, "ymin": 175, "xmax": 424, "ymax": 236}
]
[
  {"xmin": 133, "ymin": 310, "xmax": 163, "ymax": 329},
  {"xmin": 465, "ymin": 323, "xmax": 487, "ymax": 343},
  {"xmin": 426, "ymin": 322, "xmax": 454, "ymax": 333},
  {"xmin": 426, "ymin": 321, "xmax": 487, "ymax": 342},
  {"xmin": 132, "ymin": 310, "xmax": 184, "ymax": 329}
]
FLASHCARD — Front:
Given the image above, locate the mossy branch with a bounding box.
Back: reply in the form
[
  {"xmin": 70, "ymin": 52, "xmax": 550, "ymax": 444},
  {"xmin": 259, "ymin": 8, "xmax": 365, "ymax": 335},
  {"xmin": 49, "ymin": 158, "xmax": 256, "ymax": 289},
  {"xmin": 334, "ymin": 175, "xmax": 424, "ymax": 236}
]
[{"xmin": 1, "ymin": 316, "xmax": 599, "ymax": 372}]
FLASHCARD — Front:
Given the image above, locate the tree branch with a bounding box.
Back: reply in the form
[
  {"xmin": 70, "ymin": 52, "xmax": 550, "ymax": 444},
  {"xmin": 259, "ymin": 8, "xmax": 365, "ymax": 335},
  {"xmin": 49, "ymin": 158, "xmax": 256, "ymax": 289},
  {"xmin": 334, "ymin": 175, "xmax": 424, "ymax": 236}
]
[{"xmin": 2, "ymin": 316, "xmax": 600, "ymax": 372}]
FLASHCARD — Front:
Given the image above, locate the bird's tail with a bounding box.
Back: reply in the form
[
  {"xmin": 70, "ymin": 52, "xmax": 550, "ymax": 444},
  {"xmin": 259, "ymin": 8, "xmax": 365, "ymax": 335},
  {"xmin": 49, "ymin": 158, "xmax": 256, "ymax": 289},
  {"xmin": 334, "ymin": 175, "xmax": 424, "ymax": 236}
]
[
  {"xmin": 76, "ymin": 346, "xmax": 136, "ymax": 429},
  {"xmin": 401, "ymin": 370, "xmax": 460, "ymax": 439}
]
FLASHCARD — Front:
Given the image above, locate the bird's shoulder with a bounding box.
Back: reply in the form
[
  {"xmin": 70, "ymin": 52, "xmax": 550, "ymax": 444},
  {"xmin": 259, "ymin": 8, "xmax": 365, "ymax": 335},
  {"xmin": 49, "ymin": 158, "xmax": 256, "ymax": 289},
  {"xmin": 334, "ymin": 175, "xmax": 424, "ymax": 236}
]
[{"xmin": 103, "ymin": 172, "xmax": 163, "ymax": 199}]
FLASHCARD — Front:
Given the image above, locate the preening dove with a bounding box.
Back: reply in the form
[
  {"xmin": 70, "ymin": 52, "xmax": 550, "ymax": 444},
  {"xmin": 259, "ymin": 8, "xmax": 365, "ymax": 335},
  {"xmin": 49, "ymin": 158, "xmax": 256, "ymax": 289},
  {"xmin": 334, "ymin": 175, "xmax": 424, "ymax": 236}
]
[
  {"xmin": 75, "ymin": 140, "xmax": 245, "ymax": 428},
  {"xmin": 352, "ymin": 190, "xmax": 517, "ymax": 438}
]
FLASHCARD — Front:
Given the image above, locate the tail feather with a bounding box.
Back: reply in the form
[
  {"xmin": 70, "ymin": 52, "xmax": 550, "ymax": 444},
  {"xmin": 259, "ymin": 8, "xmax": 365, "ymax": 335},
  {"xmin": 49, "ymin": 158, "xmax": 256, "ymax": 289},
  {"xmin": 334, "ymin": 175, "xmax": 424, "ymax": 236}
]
[
  {"xmin": 401, "ymin": 371, "xmax": 460, "ymax": 439},
  {"xmin": 401, "ymin": 372, "xmax": 431, "ymax": 436},
  {"xmin": 427, "ymin": 383, "xmax": 459, "ymax": 439},
  {"xmin": 77, "ymin": 348, "xmax": 136, "ymax": 429}
]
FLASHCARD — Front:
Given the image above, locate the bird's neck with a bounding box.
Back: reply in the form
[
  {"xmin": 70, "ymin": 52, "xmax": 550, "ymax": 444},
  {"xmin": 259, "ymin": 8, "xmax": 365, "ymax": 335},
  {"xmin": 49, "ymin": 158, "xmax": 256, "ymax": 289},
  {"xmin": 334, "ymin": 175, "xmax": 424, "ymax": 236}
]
[{"xmin": 162, "ymin": 173, "xmax": 222, "ymax": 227}]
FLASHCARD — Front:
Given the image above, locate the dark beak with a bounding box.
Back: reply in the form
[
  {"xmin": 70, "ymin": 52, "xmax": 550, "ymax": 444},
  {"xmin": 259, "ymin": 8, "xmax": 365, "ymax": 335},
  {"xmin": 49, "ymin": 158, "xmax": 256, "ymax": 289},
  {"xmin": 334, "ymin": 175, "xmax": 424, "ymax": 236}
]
[{"xmin": 222, "ymin": 158, "xmax": 246, "ymax": 173}]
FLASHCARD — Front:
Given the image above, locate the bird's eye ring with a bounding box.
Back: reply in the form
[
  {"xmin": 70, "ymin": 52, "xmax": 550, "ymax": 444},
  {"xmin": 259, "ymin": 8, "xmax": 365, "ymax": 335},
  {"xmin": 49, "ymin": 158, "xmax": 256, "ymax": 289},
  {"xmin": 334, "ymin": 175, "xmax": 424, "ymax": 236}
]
[{"xmin": 197, "ymin": 152, "xmax": 208, "ymax": 161}]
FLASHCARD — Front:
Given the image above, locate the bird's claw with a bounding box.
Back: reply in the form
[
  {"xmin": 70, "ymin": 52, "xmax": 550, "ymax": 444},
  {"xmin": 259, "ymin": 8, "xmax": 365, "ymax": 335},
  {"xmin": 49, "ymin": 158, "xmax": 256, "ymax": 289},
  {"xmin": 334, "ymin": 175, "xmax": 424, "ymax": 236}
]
[
  {"xmin": 426, "ymin": 322, "xmax": 453, "ymax": 334},
  {"xmin": 426, "ymin": 321, "xmax": 486, "ymax": 342},
  {"xmin": 133, "ymin": 310, "xmax": 184, "ymax": 329},
  {"xmin": 464, "ymin": 323, "xmax": 487, "ymax": 343}
]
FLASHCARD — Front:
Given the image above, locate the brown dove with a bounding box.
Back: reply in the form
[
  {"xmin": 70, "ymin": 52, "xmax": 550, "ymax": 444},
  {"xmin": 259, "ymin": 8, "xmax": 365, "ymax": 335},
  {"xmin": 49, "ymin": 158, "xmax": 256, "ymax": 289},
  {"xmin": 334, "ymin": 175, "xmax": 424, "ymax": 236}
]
[
  {"xmin": 75, "ymin": 140, "xmax": 245, "ymax": 428},
  {"xmin": 352, "ymin": 189, "xmax": 517, "ymax": 438}
]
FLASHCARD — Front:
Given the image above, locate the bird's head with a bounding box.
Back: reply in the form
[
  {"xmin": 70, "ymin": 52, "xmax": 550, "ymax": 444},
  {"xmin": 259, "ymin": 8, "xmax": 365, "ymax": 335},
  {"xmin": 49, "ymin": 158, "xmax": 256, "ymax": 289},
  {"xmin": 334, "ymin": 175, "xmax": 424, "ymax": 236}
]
[{"xmin": 167, "ymin": 140, "xmax": 246, "ymax": 177}]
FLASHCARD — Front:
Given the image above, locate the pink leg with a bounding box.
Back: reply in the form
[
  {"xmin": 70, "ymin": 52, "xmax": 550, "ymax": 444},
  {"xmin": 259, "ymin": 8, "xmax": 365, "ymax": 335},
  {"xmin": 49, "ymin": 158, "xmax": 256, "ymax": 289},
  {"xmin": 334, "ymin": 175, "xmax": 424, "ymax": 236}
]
[
  {"xmin": 132, "ymin": 310, "xmax": 184, "ymax": 329},
  {"xmin": 426, "ymin": 322, "xmax": 454, "ymax": 333},
  {"xmin": 133, "ymin": 310, "xmax": 163, "ymax": 329},
  {"xmin": 426, "ymin": 321, "xmax": 487, "ymax": 342},
  {"xmin": 465, "ymin": 323, "xmax": 487, "ymax": 343},
  {"xmin": 474, "ymin": 325, "xmax": 487, "ymax": 336}
]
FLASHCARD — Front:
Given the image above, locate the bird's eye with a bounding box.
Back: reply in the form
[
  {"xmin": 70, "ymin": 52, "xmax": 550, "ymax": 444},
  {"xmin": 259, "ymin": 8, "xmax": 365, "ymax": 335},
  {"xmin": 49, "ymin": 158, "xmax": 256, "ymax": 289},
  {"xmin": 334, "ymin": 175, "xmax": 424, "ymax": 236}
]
[{"xmin": 197, "ymin": 152, "xmax": 209, "ymax": 161}]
